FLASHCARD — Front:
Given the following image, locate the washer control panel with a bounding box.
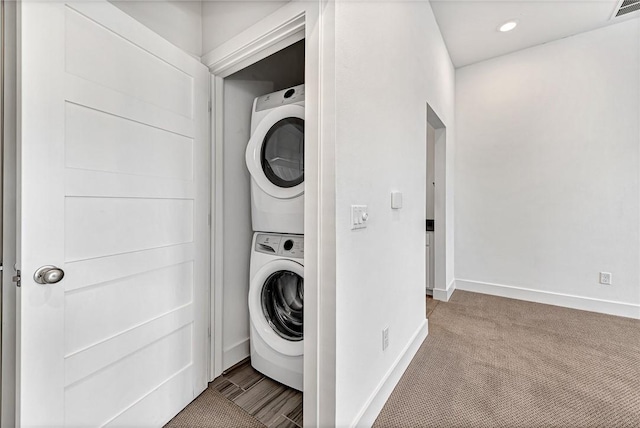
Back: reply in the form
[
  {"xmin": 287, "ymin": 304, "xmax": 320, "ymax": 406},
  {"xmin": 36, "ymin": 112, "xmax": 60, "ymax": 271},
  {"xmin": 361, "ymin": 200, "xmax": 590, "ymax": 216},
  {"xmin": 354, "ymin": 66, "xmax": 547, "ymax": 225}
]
[
  {"xmin": 255, "ymin": 84, "xmax": 305, "ymax": 112},
  {"xmin": 255, "ymin": 233, "xmax": 304, "ymax": 259}
]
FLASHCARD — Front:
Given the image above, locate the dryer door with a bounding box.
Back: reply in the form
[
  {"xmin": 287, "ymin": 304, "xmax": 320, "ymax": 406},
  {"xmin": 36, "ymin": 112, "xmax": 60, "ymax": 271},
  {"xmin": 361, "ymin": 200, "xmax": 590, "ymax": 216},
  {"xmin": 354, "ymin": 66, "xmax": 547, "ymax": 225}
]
[
  {"xmin": 246, "ymin": 105, "xmax": 305, "ymax": 200},
  {"xmin": 261, "ymin": 117, "xmax": 304, "ymax": 188},
  {"xmin": 249, "ymin": 259, "xmax": 304, "ymax": 356}
]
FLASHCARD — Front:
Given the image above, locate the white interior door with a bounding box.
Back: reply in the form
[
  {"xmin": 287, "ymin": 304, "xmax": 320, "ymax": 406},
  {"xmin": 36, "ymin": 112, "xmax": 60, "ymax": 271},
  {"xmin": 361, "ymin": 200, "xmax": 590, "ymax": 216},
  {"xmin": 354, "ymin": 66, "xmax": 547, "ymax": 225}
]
[{"xmin": 17, "ymin": 2, "xmax": 210, "ymax": 426}]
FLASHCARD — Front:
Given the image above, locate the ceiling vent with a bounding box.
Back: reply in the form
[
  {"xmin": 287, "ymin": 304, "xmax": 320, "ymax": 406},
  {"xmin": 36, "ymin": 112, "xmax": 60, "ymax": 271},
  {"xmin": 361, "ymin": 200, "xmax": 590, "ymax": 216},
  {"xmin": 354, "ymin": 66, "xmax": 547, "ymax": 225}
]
[{"xmin": 613, "ymin": 0, "xmax": 640, "ymax": 17}]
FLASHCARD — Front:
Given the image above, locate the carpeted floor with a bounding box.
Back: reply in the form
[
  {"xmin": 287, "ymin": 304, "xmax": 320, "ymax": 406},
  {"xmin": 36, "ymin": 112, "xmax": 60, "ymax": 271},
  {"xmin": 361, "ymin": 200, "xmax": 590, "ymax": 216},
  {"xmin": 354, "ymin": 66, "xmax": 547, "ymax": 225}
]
[{"xmin": 374, "ymin": 290, "xmax": 640, "ymax": 427}]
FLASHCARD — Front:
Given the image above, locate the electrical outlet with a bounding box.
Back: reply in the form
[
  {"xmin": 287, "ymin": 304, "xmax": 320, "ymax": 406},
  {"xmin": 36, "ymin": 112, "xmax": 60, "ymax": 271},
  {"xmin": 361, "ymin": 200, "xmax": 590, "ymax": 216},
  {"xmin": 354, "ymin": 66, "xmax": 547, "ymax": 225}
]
[
  {"xmin": 382, "ymin": 327, "xmax": 389, "ymax": 351},
  {"xmin": 599, "ymin": 272, "xmax": 612, "ymax": 285}
]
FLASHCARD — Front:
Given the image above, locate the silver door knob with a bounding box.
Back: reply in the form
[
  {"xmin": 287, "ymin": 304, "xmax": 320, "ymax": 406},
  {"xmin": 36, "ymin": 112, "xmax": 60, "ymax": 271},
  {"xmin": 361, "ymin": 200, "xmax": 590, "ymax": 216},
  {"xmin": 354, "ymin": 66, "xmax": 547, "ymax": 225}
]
[{"xmin": 33, "ymin": 266, "xmax": 65, "ymax": 284}]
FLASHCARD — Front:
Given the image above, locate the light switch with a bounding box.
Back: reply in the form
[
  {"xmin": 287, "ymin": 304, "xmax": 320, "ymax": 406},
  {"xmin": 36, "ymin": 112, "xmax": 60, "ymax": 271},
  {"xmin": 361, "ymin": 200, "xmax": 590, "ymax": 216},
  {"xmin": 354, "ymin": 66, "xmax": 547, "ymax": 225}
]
[
  {"xmin": 351, "ymin": 205, "xmax": 369, "ymax": 230},
  {"xmin": 391, "ymin": 192, "xmax": 403, "ymax": 209}
]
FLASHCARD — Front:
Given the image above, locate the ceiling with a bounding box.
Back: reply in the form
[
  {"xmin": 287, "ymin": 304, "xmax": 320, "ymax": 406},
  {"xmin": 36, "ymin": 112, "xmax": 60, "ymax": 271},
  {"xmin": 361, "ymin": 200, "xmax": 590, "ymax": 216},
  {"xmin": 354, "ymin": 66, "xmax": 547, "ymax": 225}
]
[{"xmin": 430, "ymin": 0, "xmax": 639, "ymax": 68}]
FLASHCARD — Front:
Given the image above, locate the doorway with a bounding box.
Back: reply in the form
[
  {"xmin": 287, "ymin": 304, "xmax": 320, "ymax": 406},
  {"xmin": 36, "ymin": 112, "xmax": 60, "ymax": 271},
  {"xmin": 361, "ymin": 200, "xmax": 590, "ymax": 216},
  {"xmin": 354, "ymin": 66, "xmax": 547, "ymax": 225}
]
[
  {"xmin": 204, "ymin": 32, "xmax": 305, "ymax": 427},
  {"xmin": 217, "ymin": 39, "xmax": 304, "ymax": 374},
  {"xmin": 426, "ymin": 104, "xmax": 447, "ymax": 308}
]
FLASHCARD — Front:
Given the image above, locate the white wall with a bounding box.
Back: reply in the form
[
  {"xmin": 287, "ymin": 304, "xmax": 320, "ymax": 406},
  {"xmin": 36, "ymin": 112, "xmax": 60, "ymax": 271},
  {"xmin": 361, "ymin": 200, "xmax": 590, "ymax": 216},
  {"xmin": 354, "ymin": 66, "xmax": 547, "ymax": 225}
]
[
  {"xmin": 110, "ymin": 1, "xmax": 203, "ymax": 56},
  {"xmin": 455, "ymin": 18, "xmax": 640, "ymax": 318},
  {"xmin": 221, "ymin": 79, "xmax": 274, "ymax": 370},
  {"xmin": 333, "ymin": 1, "xmax": 455, "ymax": 425},
  {"xmin": 202, "ymin": 1, "xmax": 289, "ymax": 55}
]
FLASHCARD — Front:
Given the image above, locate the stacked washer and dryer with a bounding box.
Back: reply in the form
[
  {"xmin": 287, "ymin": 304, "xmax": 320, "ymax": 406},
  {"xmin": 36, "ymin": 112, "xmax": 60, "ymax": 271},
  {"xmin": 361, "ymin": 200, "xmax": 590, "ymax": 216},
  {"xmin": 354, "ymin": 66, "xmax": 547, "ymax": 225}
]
[{"xmin": 245, "ymin": 84, "xmax": 305, "ymax": 391}]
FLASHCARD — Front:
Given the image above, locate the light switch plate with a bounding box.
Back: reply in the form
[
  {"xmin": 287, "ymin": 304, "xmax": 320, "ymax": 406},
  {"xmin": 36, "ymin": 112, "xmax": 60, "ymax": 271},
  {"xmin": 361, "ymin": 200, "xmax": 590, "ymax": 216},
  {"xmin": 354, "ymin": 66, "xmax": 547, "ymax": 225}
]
[{"xmin": 351, "ymin": 205, "xmax": 369, "ymax": 230}]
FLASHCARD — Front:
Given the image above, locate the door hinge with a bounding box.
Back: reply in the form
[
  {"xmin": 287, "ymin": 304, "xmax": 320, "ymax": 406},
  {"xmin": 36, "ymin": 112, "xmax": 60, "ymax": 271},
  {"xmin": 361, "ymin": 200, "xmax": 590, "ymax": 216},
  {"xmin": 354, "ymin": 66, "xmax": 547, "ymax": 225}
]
[
  {"xmin": 208, "ymin": 213, "xmax": 212, "ymax": 227},
  {"xmin": 12, "ymin": 270, "xmax": 21, "ymax": 287},
  {"xmin": 208, "ymin": 100, "xmax": 212, "ymax": 112}
]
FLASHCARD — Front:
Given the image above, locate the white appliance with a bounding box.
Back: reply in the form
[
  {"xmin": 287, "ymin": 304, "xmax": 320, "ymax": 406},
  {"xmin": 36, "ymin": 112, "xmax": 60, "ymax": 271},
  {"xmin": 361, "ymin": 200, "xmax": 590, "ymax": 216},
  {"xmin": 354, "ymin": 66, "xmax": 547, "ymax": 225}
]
[
  {"xmin": 246, "ymin": 85, "xmax": 305, "ymax": 234},
  {"xmin": 249, "ymin": 232, "xmax": 304, "ymax": 390}
]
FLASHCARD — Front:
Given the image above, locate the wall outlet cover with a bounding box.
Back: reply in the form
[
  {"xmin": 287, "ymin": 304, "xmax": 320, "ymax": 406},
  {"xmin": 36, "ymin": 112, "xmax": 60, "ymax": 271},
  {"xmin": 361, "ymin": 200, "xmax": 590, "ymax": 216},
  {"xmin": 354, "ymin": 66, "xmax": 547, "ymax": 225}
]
[{"xmin": 599, "ymin": 272, "xmax": 612, "ymax": 285}]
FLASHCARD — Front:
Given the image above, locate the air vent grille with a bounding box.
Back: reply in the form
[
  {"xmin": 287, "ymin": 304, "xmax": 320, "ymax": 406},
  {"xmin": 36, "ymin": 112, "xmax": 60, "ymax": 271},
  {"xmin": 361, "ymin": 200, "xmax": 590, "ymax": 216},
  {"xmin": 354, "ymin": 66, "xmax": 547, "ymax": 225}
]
[{"xmin": 615, "ymin": 0, "xmax": 640, "ymax": 16}]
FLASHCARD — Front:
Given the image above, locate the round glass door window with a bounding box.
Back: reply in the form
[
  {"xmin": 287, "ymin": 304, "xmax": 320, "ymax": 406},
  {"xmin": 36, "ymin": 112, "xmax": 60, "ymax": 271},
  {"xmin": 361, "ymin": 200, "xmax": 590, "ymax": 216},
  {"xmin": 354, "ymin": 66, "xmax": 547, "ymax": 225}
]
[
  {"xmin": 261, "ymin": 118, "xmax": 304, "ymax": 188},
  {"xmin": 261, "ymin": 270, "xmax": 303, "ymax": 341}
]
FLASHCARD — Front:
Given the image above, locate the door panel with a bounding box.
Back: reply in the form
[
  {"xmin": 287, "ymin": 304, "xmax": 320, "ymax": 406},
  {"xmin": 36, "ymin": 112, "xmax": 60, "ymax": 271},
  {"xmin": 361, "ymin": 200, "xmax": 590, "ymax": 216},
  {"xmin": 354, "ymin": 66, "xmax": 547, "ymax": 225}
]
[
  {"xmin": 64, "ymin": 262, "xmax": 194, "ymax": 354},
  {"xmin": 64, "ymin": 325, "xmax": 192, "ymax": 427},
  {"xmin": 65, "ymin": 103, "xmax": 195, "ymax": 180},
  {"xmin": 64, "ymin": 197, "xmax": 194, "ymax": 261},
  {"xmin": 17, "ymin": 2, "xmax": 210, "ymax": 426},
  {"xmin": 65, "ymin": 8, "xmax": 193, "ymax": 118}
]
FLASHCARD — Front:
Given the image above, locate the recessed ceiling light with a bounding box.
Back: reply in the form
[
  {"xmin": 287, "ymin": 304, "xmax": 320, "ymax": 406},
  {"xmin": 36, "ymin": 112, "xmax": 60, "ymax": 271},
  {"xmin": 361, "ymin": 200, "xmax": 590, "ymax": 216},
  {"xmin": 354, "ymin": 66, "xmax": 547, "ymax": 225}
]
[{"xmin": 498, "ymin": 20, "xmax": 518, "ymax": 32}]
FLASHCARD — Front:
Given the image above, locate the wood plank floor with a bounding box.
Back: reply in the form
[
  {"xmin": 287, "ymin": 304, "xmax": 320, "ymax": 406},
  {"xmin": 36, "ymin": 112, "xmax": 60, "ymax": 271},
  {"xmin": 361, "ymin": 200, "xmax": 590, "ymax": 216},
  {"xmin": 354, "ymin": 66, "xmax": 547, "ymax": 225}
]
[
  {"xmin": 426, "ymin": 294, "xmax": 439, "ymax": 318},
  {"xmin": 211, "ymin": 359, "xmax": 303, "ymax": 428}
]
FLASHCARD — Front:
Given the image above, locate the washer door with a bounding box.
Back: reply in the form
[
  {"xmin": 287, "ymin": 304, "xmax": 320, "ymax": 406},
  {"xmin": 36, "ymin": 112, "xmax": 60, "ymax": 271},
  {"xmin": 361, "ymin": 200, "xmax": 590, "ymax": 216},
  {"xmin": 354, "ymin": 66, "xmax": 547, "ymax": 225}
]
[
  {"xmin": 249, "ymin": 259, "xmax": 304, "ymax": 356},
  {"xmin": 246, "ymin": 105, "xmax": 305, "ymax": 200}
]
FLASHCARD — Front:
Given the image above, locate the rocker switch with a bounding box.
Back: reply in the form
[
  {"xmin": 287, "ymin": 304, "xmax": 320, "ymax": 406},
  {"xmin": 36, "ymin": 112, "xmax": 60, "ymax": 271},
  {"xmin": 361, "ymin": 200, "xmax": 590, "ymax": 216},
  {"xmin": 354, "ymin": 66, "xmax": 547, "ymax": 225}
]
[{"xmin": 351, "ymin": 205, "xmax": 369, "ymax": 230}]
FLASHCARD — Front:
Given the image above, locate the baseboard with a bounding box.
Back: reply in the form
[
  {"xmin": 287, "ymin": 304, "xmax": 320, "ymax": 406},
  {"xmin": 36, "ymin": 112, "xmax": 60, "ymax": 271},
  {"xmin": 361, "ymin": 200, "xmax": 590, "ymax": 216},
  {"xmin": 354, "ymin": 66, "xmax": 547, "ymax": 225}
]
[
  {"xmin": 351, "ymin": 320, "xmax": 429, "ymax": 428},
  {"xmin": 222, "ymin": 338, "xmax": 250, "ymax": 371},
  {"xmin": 432, "ymin": 279, "xmax": 455, "ymax": 302},
  {"xmin": 456, "ymin": 279, "xmax": 640, "ymax": 319}
]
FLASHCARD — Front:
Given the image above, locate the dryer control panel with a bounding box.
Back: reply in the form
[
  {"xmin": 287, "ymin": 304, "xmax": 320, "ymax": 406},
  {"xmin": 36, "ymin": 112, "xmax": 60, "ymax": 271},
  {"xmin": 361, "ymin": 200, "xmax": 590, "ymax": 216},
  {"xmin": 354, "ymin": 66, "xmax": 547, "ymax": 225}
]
[
  {"xmin": 255, "ymin": 84, "xmax": 305, "ymax": 112},
  {"xmin": 255, "ymin": 234, "xmax": 304, "ymax": 259}
]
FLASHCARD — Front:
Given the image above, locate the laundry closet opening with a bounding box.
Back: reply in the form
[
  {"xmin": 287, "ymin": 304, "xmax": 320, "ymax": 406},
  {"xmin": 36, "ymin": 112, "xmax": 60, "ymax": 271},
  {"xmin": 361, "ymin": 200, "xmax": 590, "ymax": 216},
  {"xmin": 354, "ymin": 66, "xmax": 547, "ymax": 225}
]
[{"xmin": 211, "ymin": 39, "xmax": 305, "ymax": 426}]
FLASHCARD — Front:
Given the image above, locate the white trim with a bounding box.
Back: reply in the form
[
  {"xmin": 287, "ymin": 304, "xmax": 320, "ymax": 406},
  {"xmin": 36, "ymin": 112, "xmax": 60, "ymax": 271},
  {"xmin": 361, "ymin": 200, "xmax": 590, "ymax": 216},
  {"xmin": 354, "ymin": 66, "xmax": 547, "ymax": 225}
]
[
  {"xmin": 201, "ymin": 4, "xmax": 305, "ymax": 77},
  {"xmin": 455, "ymin": 279, "xmax": 640, "ymax": 319},
  {"xmin": 222, "ymin": 338, "xmax": 250, "ymax": 372},
  {"xmin": 433, "ymin": 279, "xmax": 455, "ymax": 302},
  {"xmin": 351, "ymin": 320, "xmax": 429, "ymax": 428},
  {"xmin": 1, "ymin": 2, "xmax": 18, "ymax": 426},
  {"xmin": 610, "ymin": 0, "xmax": 625, "ymax": 20},
  {"xmin": 211, "ymin": 74, "xmax": 224, "ymax": 379},
  {"xmin": 426, "ymin": 105, "xmax": 449, "ymax": 295},
  {"xmin": 306, "ymin": 1, "xmax": 336, "ymax": 425}
]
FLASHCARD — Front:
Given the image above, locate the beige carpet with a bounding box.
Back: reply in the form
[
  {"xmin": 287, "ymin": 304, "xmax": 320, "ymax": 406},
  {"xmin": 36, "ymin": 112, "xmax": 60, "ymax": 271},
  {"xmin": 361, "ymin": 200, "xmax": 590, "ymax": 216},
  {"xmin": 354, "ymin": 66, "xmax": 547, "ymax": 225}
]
[
  {"xmin": 165, "ymin": 388, "xmax": 265, "ymax": 427},
  {"xmin": 375, "ymin": 291, "xmax": 640, "ymax": 427}
]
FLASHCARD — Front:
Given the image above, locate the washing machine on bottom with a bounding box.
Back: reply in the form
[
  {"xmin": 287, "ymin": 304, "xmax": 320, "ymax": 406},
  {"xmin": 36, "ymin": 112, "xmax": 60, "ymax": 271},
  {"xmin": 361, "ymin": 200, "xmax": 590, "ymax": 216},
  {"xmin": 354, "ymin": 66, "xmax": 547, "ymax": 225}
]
[{"xmin": 249, "ymin": 232, "xmax": 303, "ymax": 391}]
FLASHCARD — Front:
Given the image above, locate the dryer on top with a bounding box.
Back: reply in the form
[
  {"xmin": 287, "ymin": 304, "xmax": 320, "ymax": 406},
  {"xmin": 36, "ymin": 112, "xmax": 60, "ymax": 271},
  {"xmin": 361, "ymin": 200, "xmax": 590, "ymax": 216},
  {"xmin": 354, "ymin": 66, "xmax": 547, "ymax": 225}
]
[{"xmin": 246, "ymin": 84, "xmax": 304, "ymax": 234}]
